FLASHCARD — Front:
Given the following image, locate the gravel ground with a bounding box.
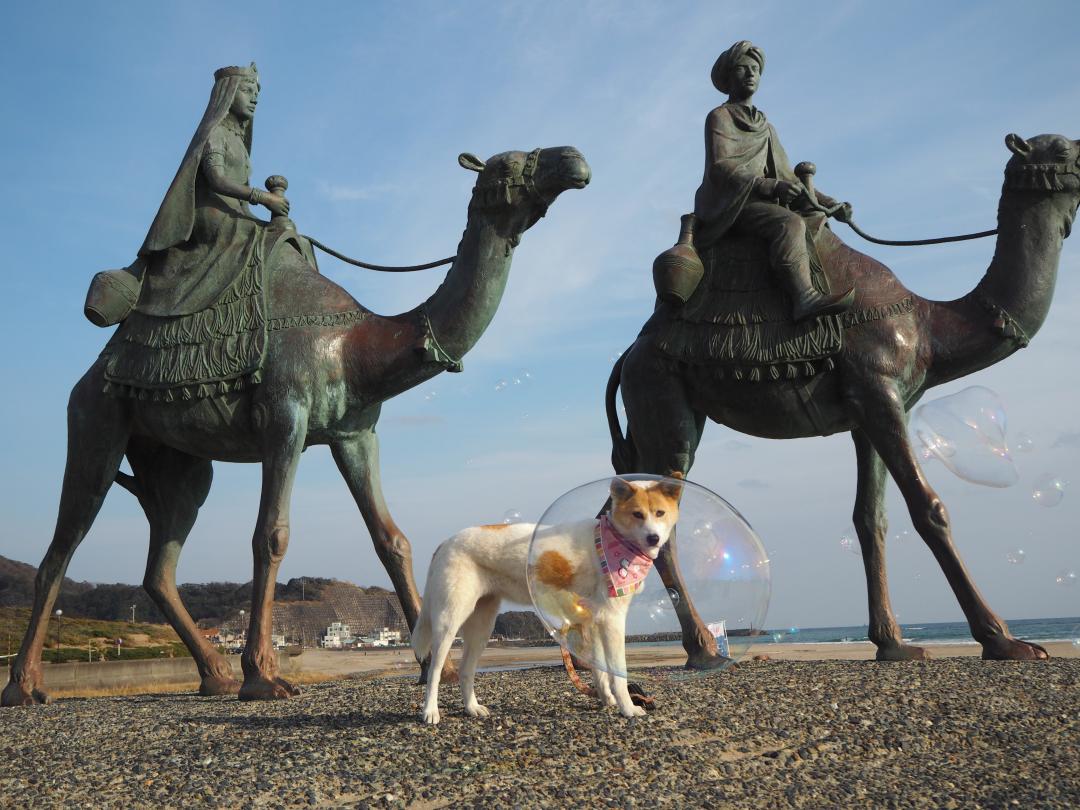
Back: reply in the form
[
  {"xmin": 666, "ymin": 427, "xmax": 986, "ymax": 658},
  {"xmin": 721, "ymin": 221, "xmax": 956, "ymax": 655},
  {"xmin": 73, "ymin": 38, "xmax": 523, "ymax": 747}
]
[{"xmin": 1, "ymin": 659, "xmax": 1078, "ymax": 808}]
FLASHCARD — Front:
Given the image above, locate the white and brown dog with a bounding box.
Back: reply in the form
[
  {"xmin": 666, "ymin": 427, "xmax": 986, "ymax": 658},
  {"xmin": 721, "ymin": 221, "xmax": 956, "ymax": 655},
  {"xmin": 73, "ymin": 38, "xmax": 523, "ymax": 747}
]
[{"xmin": 412, "ymin": 476, "xmax": 682, "ymax": 724}]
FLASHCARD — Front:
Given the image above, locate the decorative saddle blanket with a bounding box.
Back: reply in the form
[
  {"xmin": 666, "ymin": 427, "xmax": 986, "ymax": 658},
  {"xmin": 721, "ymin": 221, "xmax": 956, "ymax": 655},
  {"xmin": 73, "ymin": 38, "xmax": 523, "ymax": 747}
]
[
  {"xmin": 650, "ymin": 227, "xmax": 843, "ymax": 380},
  {"xmin": 102, "ymin": 232, "xmax": 365, "ymax": 402}
]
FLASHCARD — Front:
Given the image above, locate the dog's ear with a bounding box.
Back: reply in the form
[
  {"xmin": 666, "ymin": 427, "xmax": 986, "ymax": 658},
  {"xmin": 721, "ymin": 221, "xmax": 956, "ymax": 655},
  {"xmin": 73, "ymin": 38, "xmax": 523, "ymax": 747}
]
[
  {"xmin": 657, "ymin": 472, "xmax": 684, "ymax": 502},
  {"xmin": 610, "ymin": 477, "xmax": 634, "ymax": 502}
]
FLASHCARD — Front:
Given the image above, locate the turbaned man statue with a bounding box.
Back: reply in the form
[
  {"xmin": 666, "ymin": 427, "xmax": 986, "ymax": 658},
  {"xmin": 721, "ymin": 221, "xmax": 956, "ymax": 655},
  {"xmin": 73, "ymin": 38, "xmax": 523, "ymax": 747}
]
[{"xmin": 693, "ymin": 40, "xmax": 855, "ymax": 322}]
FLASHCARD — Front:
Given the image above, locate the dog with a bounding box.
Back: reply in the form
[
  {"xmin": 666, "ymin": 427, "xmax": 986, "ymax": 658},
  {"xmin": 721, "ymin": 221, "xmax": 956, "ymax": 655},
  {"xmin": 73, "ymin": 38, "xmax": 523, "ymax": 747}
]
[{"xmin": 412, "ymin": 476, "xmax": 682, "ymax": 724}]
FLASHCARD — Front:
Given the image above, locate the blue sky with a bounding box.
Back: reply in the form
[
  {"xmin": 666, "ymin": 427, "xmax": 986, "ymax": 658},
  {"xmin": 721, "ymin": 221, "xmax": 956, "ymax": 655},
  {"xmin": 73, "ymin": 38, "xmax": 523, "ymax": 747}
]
[{"xmin": 2, "ymin": 2, "xmax": 1078, "ymax": 630}]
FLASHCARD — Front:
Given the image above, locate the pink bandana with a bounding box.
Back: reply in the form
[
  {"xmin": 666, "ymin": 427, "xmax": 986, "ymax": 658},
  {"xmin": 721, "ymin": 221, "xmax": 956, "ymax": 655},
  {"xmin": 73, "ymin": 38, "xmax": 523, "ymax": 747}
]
[{"xmin": 595, "ymin": 515, "xmax": 654, "ymax": 598}]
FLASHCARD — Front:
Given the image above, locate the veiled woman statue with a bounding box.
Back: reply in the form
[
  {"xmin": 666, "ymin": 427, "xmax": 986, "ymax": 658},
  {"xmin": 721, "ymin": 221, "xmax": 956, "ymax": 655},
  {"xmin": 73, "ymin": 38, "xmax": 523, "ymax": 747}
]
[{"xmin": 91, "ymin": 63, "xmax": 320, "ymax": 401}]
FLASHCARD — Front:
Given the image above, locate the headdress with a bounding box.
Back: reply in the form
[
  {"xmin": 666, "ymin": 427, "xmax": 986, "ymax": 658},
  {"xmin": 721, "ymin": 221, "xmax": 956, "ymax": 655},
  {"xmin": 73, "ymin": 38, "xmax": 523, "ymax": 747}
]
[
  {"xmin": 214, "ymin": 62, "xmax": 259, "ymax": 83},
  {"xmin": 710, "ymin": 41, "xmax": 765, "ymax": 95}
]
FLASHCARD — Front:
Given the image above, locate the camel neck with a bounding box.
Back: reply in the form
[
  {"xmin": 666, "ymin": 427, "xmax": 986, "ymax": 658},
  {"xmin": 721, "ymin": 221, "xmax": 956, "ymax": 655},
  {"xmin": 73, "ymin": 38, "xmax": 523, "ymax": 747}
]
[
  {"xmin": 974, "ymin": 191, "xmax": 1069, "ymax": 338},
  {"xmin": 419, "ymin": 212, "xmax": 515, "ymax": 364}
]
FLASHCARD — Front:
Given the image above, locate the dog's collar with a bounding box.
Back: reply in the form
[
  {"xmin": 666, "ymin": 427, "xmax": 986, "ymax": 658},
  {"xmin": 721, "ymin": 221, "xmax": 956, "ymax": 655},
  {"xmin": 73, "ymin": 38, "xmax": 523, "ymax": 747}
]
[{"xmin": 595, "ymin": 515, "xmax": 653, "ymax": 598}]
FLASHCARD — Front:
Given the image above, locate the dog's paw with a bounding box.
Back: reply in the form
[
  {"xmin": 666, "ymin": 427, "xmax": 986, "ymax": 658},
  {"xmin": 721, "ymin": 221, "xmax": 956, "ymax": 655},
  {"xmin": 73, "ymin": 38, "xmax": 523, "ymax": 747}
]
[
  {"xmin": 422, "ymin": 707, "xmax": 441, "ymax": 725},
  {"xmin": 620, "ymin": 704, "xmax": 647, "ymax": 719},
  {"xmin": 465, "ymin": 703, "xmax": 490, "ymax": 719}
]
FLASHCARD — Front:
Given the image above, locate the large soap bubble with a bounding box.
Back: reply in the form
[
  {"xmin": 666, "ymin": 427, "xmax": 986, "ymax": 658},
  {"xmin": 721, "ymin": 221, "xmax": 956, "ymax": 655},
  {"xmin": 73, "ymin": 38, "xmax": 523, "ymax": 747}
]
[
  {"xmin": 910, "ymin": 386, "xmax": 1019, "ymax": 487},
  {"xmin": 526, "ymin": 474, "xmax": 771, "ymax": 683}
]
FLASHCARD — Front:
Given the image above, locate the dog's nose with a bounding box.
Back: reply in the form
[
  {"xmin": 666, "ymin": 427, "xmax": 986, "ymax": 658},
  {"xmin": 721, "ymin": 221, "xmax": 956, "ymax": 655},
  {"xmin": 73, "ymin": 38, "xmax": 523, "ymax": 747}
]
[{"xmin": 646, "ymin": 533, "xmax": 660, "ymax": 546}]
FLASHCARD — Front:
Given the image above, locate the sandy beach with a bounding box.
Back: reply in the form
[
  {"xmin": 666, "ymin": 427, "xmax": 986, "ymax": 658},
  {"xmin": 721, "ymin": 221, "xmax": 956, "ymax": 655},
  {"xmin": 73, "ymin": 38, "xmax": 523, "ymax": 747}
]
[{"xmin": 300, "ymin": 639, "xmax": 1080, "ymax": 680}]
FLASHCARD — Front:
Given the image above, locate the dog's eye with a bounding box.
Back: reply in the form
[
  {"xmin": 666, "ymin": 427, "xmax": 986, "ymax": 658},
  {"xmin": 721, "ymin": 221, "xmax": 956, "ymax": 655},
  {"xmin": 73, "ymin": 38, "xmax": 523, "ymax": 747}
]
[
  {"xmin": 633, "ymin": 510, "xmax": 645, "ymax": 520},
  {"xmin": 655, "ymin": 510, "xmax": 665, "ymax": 517}
]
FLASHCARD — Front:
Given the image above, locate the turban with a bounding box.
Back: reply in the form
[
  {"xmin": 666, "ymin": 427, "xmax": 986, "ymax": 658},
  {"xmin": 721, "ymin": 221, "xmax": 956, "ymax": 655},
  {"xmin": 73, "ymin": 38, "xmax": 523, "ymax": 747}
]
[{"xmin": 710, "ymin": 41, "xmax": 765, "ymax": 95}]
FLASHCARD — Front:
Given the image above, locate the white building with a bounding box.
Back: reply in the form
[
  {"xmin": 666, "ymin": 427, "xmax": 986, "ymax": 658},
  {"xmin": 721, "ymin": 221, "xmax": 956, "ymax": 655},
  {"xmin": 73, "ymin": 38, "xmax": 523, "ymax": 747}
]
[{"xmin": 322, "ymin": 621, "xmax": 353, "ymax": 649}]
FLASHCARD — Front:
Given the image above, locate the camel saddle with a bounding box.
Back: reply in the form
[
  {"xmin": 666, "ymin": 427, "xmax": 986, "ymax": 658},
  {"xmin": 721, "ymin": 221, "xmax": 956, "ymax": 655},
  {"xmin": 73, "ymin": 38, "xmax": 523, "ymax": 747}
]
[
  {"xmin": 648, "ymin": 221, "xmax": 843, "ymax": 381},
  {"xmin": 101, "ymin": 231, "xmax": 366, "ymax": 402}
]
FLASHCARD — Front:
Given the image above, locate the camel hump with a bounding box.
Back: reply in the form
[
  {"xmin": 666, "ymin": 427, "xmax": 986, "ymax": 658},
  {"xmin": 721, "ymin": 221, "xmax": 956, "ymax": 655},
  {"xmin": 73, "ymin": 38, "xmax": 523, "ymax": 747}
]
[{"xmin": 268, "ymin": 240, "xmax": 364, "ymax": 320}]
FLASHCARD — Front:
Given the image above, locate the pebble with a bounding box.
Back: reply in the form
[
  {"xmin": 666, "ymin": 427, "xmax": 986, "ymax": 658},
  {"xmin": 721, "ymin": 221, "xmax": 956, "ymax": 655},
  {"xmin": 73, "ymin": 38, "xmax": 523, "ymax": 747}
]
[{"xmin": 0, "ymin": 659, "xmax": 1077, "ymax": 807}]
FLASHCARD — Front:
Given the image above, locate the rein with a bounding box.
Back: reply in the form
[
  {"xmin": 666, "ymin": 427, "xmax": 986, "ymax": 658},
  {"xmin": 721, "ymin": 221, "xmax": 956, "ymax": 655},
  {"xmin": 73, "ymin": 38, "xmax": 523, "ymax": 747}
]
[
  {"xmin": 303, "ymin": 236, "xmax": 454, "ymax": 272},
  {"xmin": 818, "ymin": 159, "xmax": 1079, "ymax": 247},
  {"xmin": 299, "ymin": 148, "xmax": 546, "ymax": 271}
]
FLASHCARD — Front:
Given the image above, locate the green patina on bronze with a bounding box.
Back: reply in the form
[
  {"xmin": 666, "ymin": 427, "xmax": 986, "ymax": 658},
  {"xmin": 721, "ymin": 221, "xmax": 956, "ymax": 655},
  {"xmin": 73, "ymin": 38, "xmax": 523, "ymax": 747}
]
[
  {"xmin": 609, "ymin": 41, "xmax": 1077, "ymax": 673},
  {"xmin": 3, "ymin": 63, "xmax": 590, "ymax": 707}
]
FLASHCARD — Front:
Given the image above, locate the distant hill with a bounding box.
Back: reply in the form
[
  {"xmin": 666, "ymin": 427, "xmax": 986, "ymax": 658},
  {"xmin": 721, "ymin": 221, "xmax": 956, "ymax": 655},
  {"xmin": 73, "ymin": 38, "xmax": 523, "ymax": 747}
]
[
  {"xmin": 0, "ymin": 554, "xmax": 549, "ymax": 645},
  {"xmin": 0, "ymin": 554, "xmax": 399, "ymax": 636}
]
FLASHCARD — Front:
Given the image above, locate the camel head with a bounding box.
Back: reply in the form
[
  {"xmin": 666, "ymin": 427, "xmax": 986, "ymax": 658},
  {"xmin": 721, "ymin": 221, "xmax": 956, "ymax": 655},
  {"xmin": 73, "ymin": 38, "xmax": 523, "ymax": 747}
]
[
  {"xmin": 1004, "ymin": 133, "xmax": 1080, "ymax": 237},
  {"xmin": 458, "ymin": 146, "xmax": 591, "ymax": 241}
]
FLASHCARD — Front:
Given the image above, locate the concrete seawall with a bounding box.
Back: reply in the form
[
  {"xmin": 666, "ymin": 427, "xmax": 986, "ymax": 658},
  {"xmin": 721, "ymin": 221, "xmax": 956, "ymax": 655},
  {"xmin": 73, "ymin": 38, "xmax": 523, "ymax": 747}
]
[{"xmin": 16, "ymin": 651, "xmax": 303, "ymax": 691}]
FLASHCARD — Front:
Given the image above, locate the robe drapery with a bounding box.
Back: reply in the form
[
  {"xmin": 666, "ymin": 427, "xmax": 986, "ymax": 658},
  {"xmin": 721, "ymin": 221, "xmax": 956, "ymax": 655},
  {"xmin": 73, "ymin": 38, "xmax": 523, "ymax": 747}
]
[
  {"xmin": 692, "ymin": 102, "xmax": 801, "ymax": 247},
  {"xmin": 135, "ymin": 64, "xmax": 270, "ymax": 317}
]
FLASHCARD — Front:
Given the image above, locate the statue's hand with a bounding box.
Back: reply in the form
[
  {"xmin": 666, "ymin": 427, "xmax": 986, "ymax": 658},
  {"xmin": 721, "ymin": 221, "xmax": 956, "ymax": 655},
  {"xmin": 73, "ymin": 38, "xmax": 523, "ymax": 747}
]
[
  {"xmin": 832, "ymin": 202, "xmax": 853, "ymax": 223},
  {"xmin": 262, "ymin": 193, "xmax": 290, "ymax": 217},
  {"xmin": 774, "ymin": 180, "xmax": 802, "ymax": 205}
]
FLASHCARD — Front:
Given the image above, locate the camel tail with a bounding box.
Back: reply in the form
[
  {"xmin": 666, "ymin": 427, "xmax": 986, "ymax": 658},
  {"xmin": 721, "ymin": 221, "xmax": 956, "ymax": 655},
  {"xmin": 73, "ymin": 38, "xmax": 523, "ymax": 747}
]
[{"xmin": 606, "ymin": 351, "xmax": 635, "ymax": 474}]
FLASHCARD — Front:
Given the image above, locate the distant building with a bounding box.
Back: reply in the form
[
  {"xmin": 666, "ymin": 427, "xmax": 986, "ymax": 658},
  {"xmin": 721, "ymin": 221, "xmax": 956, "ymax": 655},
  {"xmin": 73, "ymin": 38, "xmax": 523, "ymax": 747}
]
[{"xmin": 322, "ymin": 621, "xmax": 354, "ymax": 649}]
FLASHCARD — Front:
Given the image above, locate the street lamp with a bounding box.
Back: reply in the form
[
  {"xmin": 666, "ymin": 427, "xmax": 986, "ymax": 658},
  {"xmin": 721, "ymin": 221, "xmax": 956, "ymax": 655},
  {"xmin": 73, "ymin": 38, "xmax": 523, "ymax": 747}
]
[
  {"xmin": 239, "ymin": 609, "xmax": 246, "ymax": 649},
  {"xmin": 53, "ymin": 609, "xmax": 62, "ymax": 663}
]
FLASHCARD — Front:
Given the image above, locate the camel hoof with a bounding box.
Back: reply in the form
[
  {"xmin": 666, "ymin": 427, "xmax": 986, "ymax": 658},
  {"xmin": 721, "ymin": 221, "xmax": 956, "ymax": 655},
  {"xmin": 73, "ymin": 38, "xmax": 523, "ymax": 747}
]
[
  {"xmin": 876, "ymin": 643, "xmax": 931, "ymax": 662},
  {"xmin": 1, "ymin": 682, "xmax": 51, "ymax": 707},
  {"xmin": 684, "ymin": 651, "xmax": 735, "ymax": 671},
  {"xmin": 198, "ymin": 675, "xmax": 242, "ymax": 696},
  {"xmin": 238, "ymin": 675, "xmax": 301, "ymax": 701},
  {"xmin": 982, "ymin": 638, "xmax": 1050, "ymax": 661}
]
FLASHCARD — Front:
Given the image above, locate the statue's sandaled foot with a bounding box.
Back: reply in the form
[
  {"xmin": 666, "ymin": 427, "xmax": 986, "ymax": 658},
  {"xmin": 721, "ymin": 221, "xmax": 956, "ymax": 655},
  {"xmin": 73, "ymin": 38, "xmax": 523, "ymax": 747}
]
[
  {"xmin": 238, "ymin": 674, "xmax": 301, "ymax": 701},
  {"xmin": 981, "ymin": 637, "xmax": 1049, "ymax": 661},
  {"xmin": 876, "ymin": 643, "xmax": 931, "ymax": 661},
  {"xmin": 1, "ymin": 681, "xmax": 51, "ymax": 707},
  {"xmin": 628, "ymin": 682, "xmax": 655, "ymax": 711},
  {"xmin": 199, "ymin": 674, "xmax": 242, "ymax": 696}
]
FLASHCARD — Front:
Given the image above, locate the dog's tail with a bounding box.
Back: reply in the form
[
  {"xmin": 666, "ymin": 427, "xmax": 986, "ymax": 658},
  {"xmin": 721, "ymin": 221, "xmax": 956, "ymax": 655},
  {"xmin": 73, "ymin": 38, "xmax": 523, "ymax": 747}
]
[
  {"xmin": 411, "ymin": 544, "xmax": 444, "ymax": 662},
  {"xmin": 606, "ymin": 350, "xmax": 636, "ymax": 474}
]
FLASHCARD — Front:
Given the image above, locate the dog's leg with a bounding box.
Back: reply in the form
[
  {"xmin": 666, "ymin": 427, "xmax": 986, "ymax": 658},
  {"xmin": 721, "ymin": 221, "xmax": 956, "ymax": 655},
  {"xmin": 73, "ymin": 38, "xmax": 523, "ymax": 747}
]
[
  {"xmin": 422, "ymin": 624, "xmax": 457, "ymax": 725},
  {"xmin": 589, "ymin": 615, "xmax": 618, "ymax": 708},
  {"xmin": 458, "ymin": 595, "xmax": 499, "ymax": 718},
  {"xmin": 601, "ymin": 607, "xmax": 645, "ymax": 718}
]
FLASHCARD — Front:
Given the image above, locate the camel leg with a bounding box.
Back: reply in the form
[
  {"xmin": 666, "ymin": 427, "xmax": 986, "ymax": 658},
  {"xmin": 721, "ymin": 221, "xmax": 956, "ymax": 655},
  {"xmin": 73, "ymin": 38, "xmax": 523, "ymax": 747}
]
[
  {"xmin": 854, "ymin": 385, "xmax": 1047, "ymax": 661},
  {"xmin": 3, "ymin": 364, "xmax": 129, "ymax": 707},
  {"xmin": 127, "ymin": 441, "xmax": 240, "ymax": 695},
  {"xmin": 619, "ymin": 350, "xmax": 724, "ymax": 669},
  {"xmin": 238, "ymin": 403, "xmax": 308, "ymax": 700},
  {"xmin": 850, "ymin": 428, "xmax": 928, "ymax": 661},
  {"xmin": 331, "ymin": 430, "xmax": 457, "ymax": 685}
]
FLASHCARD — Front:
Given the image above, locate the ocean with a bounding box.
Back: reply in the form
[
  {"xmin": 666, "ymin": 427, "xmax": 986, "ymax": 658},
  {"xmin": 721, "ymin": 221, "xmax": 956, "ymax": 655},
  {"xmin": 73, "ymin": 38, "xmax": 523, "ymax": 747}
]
[{"xmin": 755, "ymin": 615, "xmax": 1080, "ymax": 646}]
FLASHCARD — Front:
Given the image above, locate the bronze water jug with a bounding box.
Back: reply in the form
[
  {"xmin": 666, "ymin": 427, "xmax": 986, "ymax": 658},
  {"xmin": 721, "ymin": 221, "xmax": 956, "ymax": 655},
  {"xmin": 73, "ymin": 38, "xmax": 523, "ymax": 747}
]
[{"xmin": 652, "ymin": 213, "xmax": 704, "ymax": 306}]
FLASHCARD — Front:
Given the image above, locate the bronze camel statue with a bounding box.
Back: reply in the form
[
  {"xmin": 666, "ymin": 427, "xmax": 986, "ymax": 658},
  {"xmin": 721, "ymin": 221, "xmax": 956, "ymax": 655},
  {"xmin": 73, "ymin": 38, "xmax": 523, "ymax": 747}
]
[
  {"xmin": 608, "ymin": 133, "xmax": 1077, "ymax": 665},
  {"xmin": 3, "ymin": 146, "xmax": 590, "ymax": 706}
]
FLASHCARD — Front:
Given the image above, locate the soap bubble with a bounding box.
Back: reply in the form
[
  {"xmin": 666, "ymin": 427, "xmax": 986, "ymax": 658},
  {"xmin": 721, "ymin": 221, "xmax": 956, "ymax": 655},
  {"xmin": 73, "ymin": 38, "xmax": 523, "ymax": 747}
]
[
  {"xmin": 1013, "ymin": 432, "xmax": 1035, "ymax": 453},
  {"xmin": 1054, "ymin": 570, "xmax": 1077, "ymax": 588},
  {"xmin": 423, "ymin": 389, "xmax": 437, "ymax": 401},
  {"xmin": 910, "ymin": 386, "xmax": 1018, "ymax": 487},
  {"xmin": 771, "ymin": 632, "xmax": 784, "ymax": 643},
  {"xmin": 502, "ymin": 509, "xmax": 524, "ymax": 524},
  {"xmin": 494, "ymin": 379, "xmax": 508, "ymax": 392},
  {"xmin": 891, "ymin": 530, "xmax": 912, "ymax": 544},
  {"xmin": 788, "ymin": 626, "xmax": 800, "ymax": 636},
  {"xmin": 839, "ymin": 526, "xmax": 861, "ymax": 557},
  {"xmin": 1032, "ymin": 474, "xmax": 1067, "ymax": 507},
  {"xmin": 1006, "ymin": 549, "xmax": 1026, "ymax": 565},
  {"xmin": 527, "ymin": 474, "xmax": 771, "ymax": 682}
]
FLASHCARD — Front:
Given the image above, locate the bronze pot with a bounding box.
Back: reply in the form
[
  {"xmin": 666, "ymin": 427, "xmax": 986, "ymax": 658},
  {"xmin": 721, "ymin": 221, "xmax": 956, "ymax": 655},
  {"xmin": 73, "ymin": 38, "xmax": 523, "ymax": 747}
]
[{"xmin": 652, "ymin": 214, "xmax": 704, "ymax": 306}]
